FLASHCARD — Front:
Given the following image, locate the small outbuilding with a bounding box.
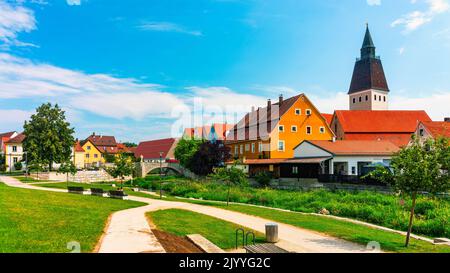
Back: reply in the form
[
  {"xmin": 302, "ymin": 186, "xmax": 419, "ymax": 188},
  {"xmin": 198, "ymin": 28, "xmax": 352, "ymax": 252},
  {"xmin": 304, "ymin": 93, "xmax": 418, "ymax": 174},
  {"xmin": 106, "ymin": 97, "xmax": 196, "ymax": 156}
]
[{"xmin": 293, "ymin": 140, "xmax": 400, "ymax": 181}]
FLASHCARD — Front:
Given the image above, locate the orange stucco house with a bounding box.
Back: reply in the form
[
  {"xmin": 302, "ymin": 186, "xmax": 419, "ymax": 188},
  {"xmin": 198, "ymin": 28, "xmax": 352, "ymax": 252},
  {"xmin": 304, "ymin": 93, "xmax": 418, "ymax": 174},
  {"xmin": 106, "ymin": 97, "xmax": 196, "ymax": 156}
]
[{"xmin": 225, "ymin": 93, "xmax": 334, "ymax": 178}]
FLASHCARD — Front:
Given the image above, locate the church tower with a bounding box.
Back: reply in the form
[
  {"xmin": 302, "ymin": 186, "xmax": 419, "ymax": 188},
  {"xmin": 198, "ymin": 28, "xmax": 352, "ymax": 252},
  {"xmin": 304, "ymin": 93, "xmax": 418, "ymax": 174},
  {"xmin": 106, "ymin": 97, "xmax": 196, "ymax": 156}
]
[{"xmin": 349, "ymin": 25, "xmax": 389, "ymax": 110}]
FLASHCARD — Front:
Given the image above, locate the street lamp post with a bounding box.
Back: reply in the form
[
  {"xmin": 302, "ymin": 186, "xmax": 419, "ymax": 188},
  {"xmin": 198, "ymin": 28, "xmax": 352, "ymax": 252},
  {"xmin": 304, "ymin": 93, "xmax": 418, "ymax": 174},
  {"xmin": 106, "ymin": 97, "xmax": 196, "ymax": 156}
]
[{"xmin": 159, "ymin": 152, "xmax": 163, "ymax": 199}]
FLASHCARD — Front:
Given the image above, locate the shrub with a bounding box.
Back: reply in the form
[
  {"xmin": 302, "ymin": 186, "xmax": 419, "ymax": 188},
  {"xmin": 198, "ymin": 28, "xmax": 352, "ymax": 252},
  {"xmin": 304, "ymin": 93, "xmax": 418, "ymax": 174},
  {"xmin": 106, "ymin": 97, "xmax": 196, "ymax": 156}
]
[
  {"xmin": 14, "ymin": 162, "xmax": 22, "ymax": 171},
  {"xmin": 254, "ymin": 171, "xmax": 272, "ymax": 187}
]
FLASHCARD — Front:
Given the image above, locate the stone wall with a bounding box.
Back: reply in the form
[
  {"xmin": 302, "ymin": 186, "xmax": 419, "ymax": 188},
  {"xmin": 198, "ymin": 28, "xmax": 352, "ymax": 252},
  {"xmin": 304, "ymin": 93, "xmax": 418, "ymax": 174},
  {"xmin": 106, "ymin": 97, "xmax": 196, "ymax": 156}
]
[{"xmin": 30, "ymin": 170, "xmax": 129, "ymax": 183}]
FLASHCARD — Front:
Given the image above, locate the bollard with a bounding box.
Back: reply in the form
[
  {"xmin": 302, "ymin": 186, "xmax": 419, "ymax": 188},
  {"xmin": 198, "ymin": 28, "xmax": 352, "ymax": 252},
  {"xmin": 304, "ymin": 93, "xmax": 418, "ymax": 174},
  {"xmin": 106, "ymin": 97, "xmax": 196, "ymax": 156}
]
[{"xmin": 265, "ymin": 223, "xmax": 279, "ymax": 243}]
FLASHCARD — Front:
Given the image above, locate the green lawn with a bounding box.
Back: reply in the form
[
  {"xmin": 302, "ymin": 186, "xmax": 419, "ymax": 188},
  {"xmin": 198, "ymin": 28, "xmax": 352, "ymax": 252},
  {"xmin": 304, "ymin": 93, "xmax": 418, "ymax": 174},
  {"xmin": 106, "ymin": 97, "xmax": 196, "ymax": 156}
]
[
  {"xmin": 141, "ymin": 193, "xmax": 450, "ymax": 253},
  {"xmin": 35, "ymin": 181, "xmax": 155, "ymax": 198},
  {"xmin": 147, "ymin": 209, "xmax": 265, "ymax": 250},
  {"xmin": 0, "ymin": 182, "xmax": 145, "ymax": 253}
]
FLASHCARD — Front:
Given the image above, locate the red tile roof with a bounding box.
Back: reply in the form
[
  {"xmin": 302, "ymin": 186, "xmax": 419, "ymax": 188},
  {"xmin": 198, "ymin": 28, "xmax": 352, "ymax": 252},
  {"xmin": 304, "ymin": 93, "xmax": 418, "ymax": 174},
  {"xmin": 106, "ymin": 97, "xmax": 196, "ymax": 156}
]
[
  {"xmin": 6, "ymin": 133, "xmax": 26, "ymax": 144},
  {"xmin": 335, "ymin": 110, "xmax": 431, "ymax": 133},
  {"xmin": 343, "ymin": 133, "xmax": 413, "ymax": 148},
  {"xmin": 307, "ymin": 140, "xmax": 400, "ymax": 156},
  {"xmin": 74, "ymin": 141, "xmax": 85, "ymax": 152},
  {"xmin": 421, "ymin": 121, "xmax": 450, "ymax": 139},
  {"xmin": 87, "ymin": 134, "xmax": 117, "ymax": 147},
  {"xmin": 0, "ymin": 131, "xmax": 17, "ymax": 138},
  {"xmin": 134, "ymin": 138, "xmax": 178, "ymax": 159},
  {"xmin": 321, "ymin": 113, "xmax": 333, "ymax": 125}
]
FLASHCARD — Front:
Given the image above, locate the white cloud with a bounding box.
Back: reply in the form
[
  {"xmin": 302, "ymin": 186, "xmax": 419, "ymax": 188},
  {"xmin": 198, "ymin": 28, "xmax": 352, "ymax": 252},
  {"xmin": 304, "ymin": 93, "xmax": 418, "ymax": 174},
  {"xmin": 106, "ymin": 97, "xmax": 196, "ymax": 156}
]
[
  {"xmin": 70, "ymin": 91, "xmax": 184, "ymax": 120},
  {"xmin": 0, "ymin": 53, "xmax": 185, "ymax": 119},
  {"xmin": 137, "ymin": 21, "xmax": 202, "ymax": 36},
  {"xmin": 66, "ymin": 0, "xmax": 81, "ymax": 6},
  {"xmin": 367, "ymin": 0, "xmax": 381, "ymax": 6},
  {"xmin": 0, "ymin": 0, "xmax": 36, "ymax": 47},
  {"xmin": 0, "ymin": 109, "xmax": 32, "ymax": 131},
  {"xmin": 399, "ymin": 47, "xmax": 405, "ymax": 54},
  {"xmin": 392, "ymin": 0, "xmax": 450, "ymax": 32},
  {"xmin": 390, "ymin": 92, "xmax": 450, "ymax": 120}
]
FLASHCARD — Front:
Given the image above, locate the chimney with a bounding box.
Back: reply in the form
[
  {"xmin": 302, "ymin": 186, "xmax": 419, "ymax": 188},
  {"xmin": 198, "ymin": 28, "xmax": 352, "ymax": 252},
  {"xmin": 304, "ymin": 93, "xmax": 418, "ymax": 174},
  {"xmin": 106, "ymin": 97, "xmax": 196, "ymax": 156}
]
[
  {"xmin": 279, "ymin": 94, "xmax": 283, "ymax": 105},
  {"xmin": 92, "ymin": 132, "xmax": 95, "ymax": 136},
  {"xmin": 251, "ymin": 106, "xmax": 255, "ymax": 112},
  {"xmin": 267, "ymin": 99, "xmax": 272, "ymax": 110},
  {"xmin": 445, "ymin": 117, "xmax": 450, "ymax": 122}
]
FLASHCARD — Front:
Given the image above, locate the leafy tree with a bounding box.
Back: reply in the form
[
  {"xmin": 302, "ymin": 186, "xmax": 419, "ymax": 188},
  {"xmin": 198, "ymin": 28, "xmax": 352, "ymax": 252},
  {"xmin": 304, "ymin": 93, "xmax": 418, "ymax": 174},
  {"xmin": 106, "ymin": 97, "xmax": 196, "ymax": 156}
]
[
  {"xmin": 23, "ymin": 103, "xmax": 75, "ymax": 171},
  {"xmin": 58, "ymin": 161, "xmax": 77, "ymax": 185},
  {"xmin": 122, "ymin": 142, "xmax": 137, "ymax": 148},
  {"xmin": 368, "ymin": 136, "xmax": 450, "ymax": 247},
  {"xmin": 174, "ymin": 137, "xmax": 203, "ymax": 169},
  {"xmin": 106, "ymin": 153, "xmax": 135, "ymax": 190},
  {"xmin": 28, "ymin": 159, "xmax": 46, "ymax": 180},
  {"xmin": 189, "ymin": 141, "xmax": 232, "ymax": 176},
  {"xmin": 103, "ymin": 152, "xmax": 116, "ymax": 163},
  {"xmin": 209, "ymin": 165, "xmax": 248, "ymax": 206}
]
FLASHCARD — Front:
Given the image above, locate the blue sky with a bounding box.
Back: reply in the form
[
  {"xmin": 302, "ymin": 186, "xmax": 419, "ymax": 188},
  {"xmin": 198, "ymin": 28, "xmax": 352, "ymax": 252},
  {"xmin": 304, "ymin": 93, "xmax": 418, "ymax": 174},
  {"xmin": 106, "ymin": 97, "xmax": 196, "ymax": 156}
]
[{"xmin": 0, "ymin": 0, "xmax": 449, "ymax": 142}]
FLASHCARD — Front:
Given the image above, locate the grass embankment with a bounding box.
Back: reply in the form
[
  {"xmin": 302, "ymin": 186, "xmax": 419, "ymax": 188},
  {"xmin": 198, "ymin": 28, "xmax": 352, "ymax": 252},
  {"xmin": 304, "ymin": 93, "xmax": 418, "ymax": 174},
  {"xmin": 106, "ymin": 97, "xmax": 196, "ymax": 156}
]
[
  {"xmin": 147, "ymin": 209, "xmax": 265, "ymax": 250},
  {"xmin": 14, "ymin": 176, "xmax": 51, "ymax": 183},
  {"xmin": 0, "ymin": 182, "xmax": 145, "ymax": 253},
  {"xmin": 130, "ymin": 176, "xmax": 450, "ymax": 239}
]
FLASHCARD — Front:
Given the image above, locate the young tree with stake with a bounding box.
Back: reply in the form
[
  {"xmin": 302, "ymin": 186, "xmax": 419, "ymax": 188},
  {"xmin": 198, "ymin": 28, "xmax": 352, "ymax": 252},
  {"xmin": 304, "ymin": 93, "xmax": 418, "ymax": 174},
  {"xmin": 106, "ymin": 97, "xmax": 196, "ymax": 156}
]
[{"xmin": 369, "ymin": 136, "xmax": 449, "ymax": 247}]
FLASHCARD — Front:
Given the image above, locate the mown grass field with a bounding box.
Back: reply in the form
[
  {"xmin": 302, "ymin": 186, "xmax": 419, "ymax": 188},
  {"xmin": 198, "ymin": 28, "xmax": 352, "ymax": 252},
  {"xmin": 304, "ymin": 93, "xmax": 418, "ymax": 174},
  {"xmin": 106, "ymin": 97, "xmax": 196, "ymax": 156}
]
[
  {"xmin": 0, "ymin": 182, "xmax": 144, "ymax": 253},
  {"xmin": 147, "ymin": 209, "xmax": 265, "ymax": 250},
  {"xmin": 130, "ymin": 177, "xmax": 450, "ymax": 239}
]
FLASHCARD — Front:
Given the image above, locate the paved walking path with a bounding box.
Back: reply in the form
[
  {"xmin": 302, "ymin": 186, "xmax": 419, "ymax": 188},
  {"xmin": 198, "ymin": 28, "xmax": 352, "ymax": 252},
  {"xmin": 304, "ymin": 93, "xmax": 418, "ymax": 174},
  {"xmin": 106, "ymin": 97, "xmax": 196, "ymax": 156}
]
[{"xmin": 0, "ymin": 176, "xmax": 370, "ymax": 253}]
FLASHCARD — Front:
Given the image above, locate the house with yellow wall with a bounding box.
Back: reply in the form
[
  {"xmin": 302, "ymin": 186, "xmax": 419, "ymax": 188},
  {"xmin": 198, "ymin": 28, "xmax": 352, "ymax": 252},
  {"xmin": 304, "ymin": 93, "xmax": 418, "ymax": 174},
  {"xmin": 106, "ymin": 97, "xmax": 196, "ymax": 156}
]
[
  {"xmin": 72, "ymin": 141, "xmax": 86, "ymax": 169},
  {"xmin": 226, "ymin": 93, "xmax": 335, "ymax": 178},
  {"xmin": 80, "ymin": 139, "xmax": 105, "ymax": 167}
]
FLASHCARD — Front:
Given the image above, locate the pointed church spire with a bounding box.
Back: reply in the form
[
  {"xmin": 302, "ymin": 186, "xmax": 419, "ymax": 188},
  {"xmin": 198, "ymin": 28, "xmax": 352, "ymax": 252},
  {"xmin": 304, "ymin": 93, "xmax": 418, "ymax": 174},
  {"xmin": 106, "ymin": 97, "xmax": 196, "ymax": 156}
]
[{"xmin": 361, "ymin": 23, "xmax": 376, "ymax": 59}]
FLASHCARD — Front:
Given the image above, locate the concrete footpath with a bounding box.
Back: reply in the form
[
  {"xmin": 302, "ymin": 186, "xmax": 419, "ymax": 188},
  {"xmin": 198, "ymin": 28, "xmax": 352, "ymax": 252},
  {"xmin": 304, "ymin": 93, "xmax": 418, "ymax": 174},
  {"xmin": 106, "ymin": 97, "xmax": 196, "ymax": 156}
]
[{"xmin": 1, "ymin": 176, "xmax": 370, "ymax": 253}]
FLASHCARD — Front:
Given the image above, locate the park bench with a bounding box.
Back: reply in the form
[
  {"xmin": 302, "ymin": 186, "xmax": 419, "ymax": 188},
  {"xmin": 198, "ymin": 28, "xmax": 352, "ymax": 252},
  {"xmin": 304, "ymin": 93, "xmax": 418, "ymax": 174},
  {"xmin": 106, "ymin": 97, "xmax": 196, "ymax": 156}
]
[
  {"xmin": 109, "ymin": 190, "xmax": 128, "ymax": 200},
  {"xmin": 90, "ymin": 188, "xmax": 105, "ymax": 197},
  {"xmin": 244, "ymin": 243, "xmax": 290, "ymax": 254},
  {"xmin": 67, "ymin": 186, "xmax": 84, "ymax": 194}
]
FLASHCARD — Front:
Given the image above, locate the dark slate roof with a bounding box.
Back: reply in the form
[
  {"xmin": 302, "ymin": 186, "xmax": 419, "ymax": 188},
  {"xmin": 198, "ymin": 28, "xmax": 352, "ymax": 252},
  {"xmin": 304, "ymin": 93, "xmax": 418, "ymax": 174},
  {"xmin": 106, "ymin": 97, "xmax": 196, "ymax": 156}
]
[
  {"xmin": 349, "ymin": 26, "xmax": 389, "ymax": 94},
  {"xmin": 348, "ymin": 58, "xmax": 389, "ymax": 94},
  {"xmin": 362, "ymin": 25, "xmax": 375, "ymax": 49}
]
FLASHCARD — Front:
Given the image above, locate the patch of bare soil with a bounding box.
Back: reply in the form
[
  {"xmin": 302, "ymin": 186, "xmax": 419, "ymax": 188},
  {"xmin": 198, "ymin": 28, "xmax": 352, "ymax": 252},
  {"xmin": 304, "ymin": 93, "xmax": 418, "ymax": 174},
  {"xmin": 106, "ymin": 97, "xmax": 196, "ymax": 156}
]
[{"xmin": 152, "ymin": 229, "xmax": 204, "ymax": 253}]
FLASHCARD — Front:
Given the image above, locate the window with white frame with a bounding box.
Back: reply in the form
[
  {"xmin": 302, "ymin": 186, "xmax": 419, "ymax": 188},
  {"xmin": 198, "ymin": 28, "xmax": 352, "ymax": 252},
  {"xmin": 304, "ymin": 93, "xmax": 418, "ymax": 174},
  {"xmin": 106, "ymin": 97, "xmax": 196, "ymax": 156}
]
[
  {"xmin": 251, "ymin": 143, "xmax": 255, "ymax": 153},
  {"xmin": 245, "ymin": 144, "xmax": 250, "ymax": 152},
  {"xmin": 295, "ymin": 109, "xmax": 301, "ymax": 115},
  {"xmin": 234, "ymin": 145, "xmax": 238, "ymax": 155},
  {"xmin": 278, "ymin": 140, "xmax": 285, "ymax": 151},
  {"xmin": 12, "ymin": 146, "xmax": 17, "ymax": 152},
  {"xmin": 306, "ymin": 126, "xmax": 312, "ymax": 135},
  {"xmin": 240, "ymin": 145, "xmax": 243, "ymax": 154},
  {"xmin": 291, "ymin": 125, "xmax": 297, "ymax": 132},
  {"xmin": 279, "ymin": 125, "xmax": 284, "ymax": 132},
  {"xmin": 306, "ymin": 109, "xmax": 312, "ymax": 116},
  {"xmin": 258, "ymin": 142, "xmax": 263, "ymax": 152},
  {"xmin": 319, "ymin": 127, "xmax": 325, "ymax": 134}
]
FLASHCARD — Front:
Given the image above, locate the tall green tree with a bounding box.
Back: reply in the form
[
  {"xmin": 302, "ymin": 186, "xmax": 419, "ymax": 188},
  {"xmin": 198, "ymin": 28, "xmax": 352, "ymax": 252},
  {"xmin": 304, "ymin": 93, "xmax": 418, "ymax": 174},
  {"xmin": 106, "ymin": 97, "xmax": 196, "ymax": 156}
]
[
  {"xmin": 23, "ymin": 103, "xmax": 75, "ymax": 171},
  {"xmin": 174, "ymin": 137, "xmax": 203, "ymax": 169},
  {"xmin": 106, "ymin": 153, "xmax": 135, "ymax": 190},
  {"xmin": 369, "ymin": 136, "xmax": 450, "ymax": 247}
]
